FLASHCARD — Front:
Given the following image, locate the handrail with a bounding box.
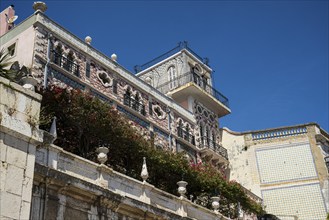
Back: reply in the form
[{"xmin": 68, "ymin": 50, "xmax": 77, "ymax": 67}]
[
  {"xmin": 123, "ymin": 94, "xmax": 146, "ymax": 116},
  {"xmin": 52, "ymin": 51, "xmax": 80, "ymax": 77},
  {"xmin": 157, "ymin": 72, "xmax": 229, "ymax": 108},
  {"xmin": 177, "ymin": 126, "xmax": 195, "ymax": 145},
  {"xmin": 134, "ymin": 41, "xmax": 210, "ymax": 73},
  {"xmin": 252, "ymin": 126, "xmax": 307, "ymax": 140},
  {"xmin": 200, "ymin": 136, "xmax": 228, "ymax": 160}
]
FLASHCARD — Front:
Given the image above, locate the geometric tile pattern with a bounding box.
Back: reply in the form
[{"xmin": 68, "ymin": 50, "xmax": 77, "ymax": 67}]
[
  {"xmin": 262, "ymin": 183, "xmax": 327, "ymax": 220},
  {"xmin": 256, "ymin": 143, "xmax": 317, "ymax": 184}
]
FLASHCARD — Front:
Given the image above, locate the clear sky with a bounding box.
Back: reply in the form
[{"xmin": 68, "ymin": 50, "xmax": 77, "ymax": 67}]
[{"xmin": 2, "ymin": 0, "xmax": 328, "ymax": 132}]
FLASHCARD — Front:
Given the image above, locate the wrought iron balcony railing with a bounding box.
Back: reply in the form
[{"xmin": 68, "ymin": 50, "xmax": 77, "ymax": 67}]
[
  {"xmin": 177, "ymin": 126, "xmax": 195, "ymax": 145},
  {"xmin": 123, "ymin": 94, "xmax": 146, "ymax": 116},
  {"xmin": 200, "ymin": 136, "xmax": 228, "ymax": 160},
  {"xmin": 52, "ymin": 51, "xmax": 80, "ymax": 77},
  {"xmin": 134, "ymin": 41, "xmax": 209, "ymax": 73},
  {"xmin": 156, "ymin": 72, "xmax": 229, "ymax": 108}
]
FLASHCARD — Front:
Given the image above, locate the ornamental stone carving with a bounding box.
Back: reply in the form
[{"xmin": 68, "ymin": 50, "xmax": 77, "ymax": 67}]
[
  {"xmin": 152, "ymin": 103, "xmax": 166, "ymax": 120},
  {"xmin": 97, "ymin": 71, "xmax": 113, "ymax": 87}
]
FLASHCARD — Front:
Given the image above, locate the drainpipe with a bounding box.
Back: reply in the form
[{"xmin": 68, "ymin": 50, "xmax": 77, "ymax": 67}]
[
  {"xmin": 43, "ymin": 33, "xmax": 52, "ymax": 88},
  {"xmin": 167, "ymin": 107, "xmax": 172, "ymax": 150}
]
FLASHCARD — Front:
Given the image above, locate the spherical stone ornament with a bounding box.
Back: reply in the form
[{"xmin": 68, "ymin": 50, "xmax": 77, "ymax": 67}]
[
  {"xmin": 85, "ymin": 36, "xmax": 92, "ymax": 44},
  {"xmin": 111, "ymin": 53, "xmax": 117, "ymax": 62}
]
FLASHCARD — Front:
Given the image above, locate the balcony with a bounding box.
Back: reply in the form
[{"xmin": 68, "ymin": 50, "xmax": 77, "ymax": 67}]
[
  {"xmin": 134, "ymin": 41, "xmax": 209, "ymax": 73},
  {"xmin": 177, "ymin": 126, "xmax": 195, "ymax": 145},
  {"xmin": 123, "ymin": 94, "xmax": 146, "ymax": 116},
  {"xmin": 199, "ymin": 136, "xmax": 228, "ymax": 161},
  {"xmin": 52, "ymin": 51, "xmax": 80, "ymax": 77},
  {"xmin": 156, "ymin": 72, "xmax": 230, "ymax": 117}
]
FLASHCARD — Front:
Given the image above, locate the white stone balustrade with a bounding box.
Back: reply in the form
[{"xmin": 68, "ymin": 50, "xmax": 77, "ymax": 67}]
[{"xmin": 35, "ymin": 144, "xmax": 229, "ymax": 219}]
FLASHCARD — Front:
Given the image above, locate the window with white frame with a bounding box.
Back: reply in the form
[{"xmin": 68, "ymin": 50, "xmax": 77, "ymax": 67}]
[{"xmin": 168, "ymin": 66, "xmax": 177, "ymax": 89}]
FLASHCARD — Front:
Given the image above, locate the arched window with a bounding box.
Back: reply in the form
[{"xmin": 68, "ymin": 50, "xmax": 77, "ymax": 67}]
[
  {"xmin": 53, "ymin": 45, "xmax": 63, "ymax": 66},
  {"xmin": 167, "ymin": 66, "xmax": 177, "ymax": 89},
  {"xmin": 132, "ymin": 93, "xmax": 140, "ymax": 111},
  {"xmin": 124, "ymin": 88, "xmax": 131, "ymax": 107},
  {"xmin": 199, "ymin": 123, "xmax": 205, "ymax": 147},
  {"xmin": 64, "ymin": 51, "xmax": 74, "ymax": 73},
  {"xmin": 185, "ymin": 124, "xmax": 190, "ymax": 141},
  {"xmin": 177, "ymin": 120, "xmax": 183, "ymax": 138}
]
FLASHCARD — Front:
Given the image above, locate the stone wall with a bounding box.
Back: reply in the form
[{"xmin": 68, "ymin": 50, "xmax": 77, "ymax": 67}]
[{"xmin": 0, "ymin": 77, "xmax": 43, "ymax": 219}]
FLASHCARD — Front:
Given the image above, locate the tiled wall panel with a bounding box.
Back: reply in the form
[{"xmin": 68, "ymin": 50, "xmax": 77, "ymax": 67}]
[
  {"xmin": 262, "ymin": 183, "xmax": 327, "ymax": 219},
  {"xmin": 256, "ymin": 143, "xmax": 317, "ymax": 184}
]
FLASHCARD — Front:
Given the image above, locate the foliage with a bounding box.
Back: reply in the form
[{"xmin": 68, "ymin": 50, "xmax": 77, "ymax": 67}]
[
  {"xmin": 39, "ymin": 86, "xmax": 264, "ymax": 217},
  {"xmin": 0, "ymin": 49, "xmax": 22, "ymax": 81}
]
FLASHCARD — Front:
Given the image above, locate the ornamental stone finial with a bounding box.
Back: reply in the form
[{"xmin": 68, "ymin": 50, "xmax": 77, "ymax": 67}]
[
  {"xmin": 111, "ymin": 54, "xmax": 117, "ymax": 62},
  {"xmin": 140, "ymin": 157, "xmax": 149, "ymax": 183},
  {"xmin": 211, "ymin": 196, "xmax": 220, "ymax": 214},
  {"xmin": 177, "ymin": 180, "xmax": 188, "ymax": 199},
  {"xmin": 33, "ymin": 2, "xmax": 47, "ymax": 12},
  {"xmin": 96, "ymin": 146, "xmax": 109, "ymax": 164},
  {"xmin": 85, "ymin": 36, "xmax": 92, "ymax": 44}
]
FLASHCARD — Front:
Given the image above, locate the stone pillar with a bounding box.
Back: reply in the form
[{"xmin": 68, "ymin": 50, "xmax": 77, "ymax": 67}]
[{"xmin": 0, "ymin": 77, "xmax": 43, "ymax": 219}]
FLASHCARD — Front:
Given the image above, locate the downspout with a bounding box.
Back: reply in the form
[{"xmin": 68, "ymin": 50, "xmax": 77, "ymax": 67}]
[
  {"xmin": 167, "ymin": 107, "xmax": 172, "ymax": 150},
  {"xmin": 43, "ymin": 33, "xmax": 52, "ymax": 88},
  {"xmin": 42, "ymin": 146, "xmax": 50, "ymax": 220}
]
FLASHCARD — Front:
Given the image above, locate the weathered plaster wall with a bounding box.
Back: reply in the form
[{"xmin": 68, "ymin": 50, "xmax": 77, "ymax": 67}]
[{"xmin": 0, "ymin": 25, "xmax": 36, "ymax": 68}]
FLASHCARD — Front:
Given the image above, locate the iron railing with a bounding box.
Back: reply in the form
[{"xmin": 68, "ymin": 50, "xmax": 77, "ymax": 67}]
[
  {"xmin": 134, "ymin": 41, "xmax": 209, "ymax": 73},
  {"xmin": 177, "ymin": 126, "xmax": 195, "ymax": 145},
  {"xmin": 157, "ymin": 72, "xmax": 229, "ymax": 108},
  {"xmin": 123, "ymin": 94, "xmax": 146, "ymax": 116},
  {"xmin": 52, "ymin": 51, "xmax": 80, "ymax": 77},
  {"xmin": 200, "ymin": 136, "xmax": 228, "ymax": 160}
]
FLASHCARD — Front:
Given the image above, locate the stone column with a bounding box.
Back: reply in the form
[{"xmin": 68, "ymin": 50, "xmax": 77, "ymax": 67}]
[{"xmin": 0, "ymin": 77, "xmax": 43, "ymax": 219}]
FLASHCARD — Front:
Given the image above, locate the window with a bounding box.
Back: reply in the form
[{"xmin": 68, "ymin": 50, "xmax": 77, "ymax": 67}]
[
  {"xmin": 149, "ymin": 101, "xmax": 153, "ymax": 116},
  {"xmin": 112, "ymin": 79, "xmax": 117, "ymax": 94},
  {"xmin": 167, "ymin": 66, "xmax": 177, "ymax": 89},
  {"xmin": 124, "ymin": 88, "xmax": 131, "ymax": 107},
  {"xmin": 177, "ymin": 120, "xmax": 183, "ymax": 138},
  {"xmin": 132, "ymin": 93, "xmax": 140, "ymax": 112},
  {"xmin": 64, "ymin": 51, "xmax": 74, "ymax": 72},
  {"xmin": 7, "ymin": 43, "xmax": 16, "ymax": 57},
  {"xmin": 85, "ymin": 61, "xmax": 90, "ymax": 78},
  {"xmin": 53, "ymin": 45, "xmax": 63, "ymax": 66}
]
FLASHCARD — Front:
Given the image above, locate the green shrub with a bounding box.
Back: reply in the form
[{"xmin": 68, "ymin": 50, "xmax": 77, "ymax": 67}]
[{"xmin": 39, "ymin": 86, "xmax": 264, "ymax": 217}]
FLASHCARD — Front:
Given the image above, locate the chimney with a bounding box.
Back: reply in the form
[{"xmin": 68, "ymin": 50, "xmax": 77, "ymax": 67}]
[{"xmin": 0, "ymin": 5, "xmax": 15, "ymax": 37}]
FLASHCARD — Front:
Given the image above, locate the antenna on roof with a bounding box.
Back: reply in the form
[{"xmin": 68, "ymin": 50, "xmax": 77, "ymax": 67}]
[
  {"xmin": 7, "ymin": 15, "xmax": 18, "ymax": 24},
  {"xmin": 5, "ymin": 14, "xmax": 18, "ymax": 30}
]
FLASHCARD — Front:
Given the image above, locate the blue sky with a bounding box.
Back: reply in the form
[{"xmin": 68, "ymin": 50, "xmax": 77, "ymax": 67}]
[{"xmin": 2, "ymin": 0, "xmax": 328, "ymax": 132}]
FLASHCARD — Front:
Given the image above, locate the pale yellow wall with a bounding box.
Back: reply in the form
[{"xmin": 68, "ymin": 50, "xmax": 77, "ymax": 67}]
[{"xmin": 221, "ymin": 128, "xmax": 262, "ymax": 196}]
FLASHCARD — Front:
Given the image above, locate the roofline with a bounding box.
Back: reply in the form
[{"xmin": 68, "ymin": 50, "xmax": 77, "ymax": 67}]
[
  {"xmin": 5, "ymin": 11, "xmax": 196, "ymax": 124},
  {"xmin": 135, "ymin": 41, "xmax": 212, "ymax": 74},
  {"xmin": 222, "ymin": 122, "xmax": 328, "ymax": 135}
]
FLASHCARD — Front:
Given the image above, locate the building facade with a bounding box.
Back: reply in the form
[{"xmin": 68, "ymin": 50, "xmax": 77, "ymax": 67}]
[{"xmin": 0, "ymin": 3, "xmax": 328, "ymax": 219}]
